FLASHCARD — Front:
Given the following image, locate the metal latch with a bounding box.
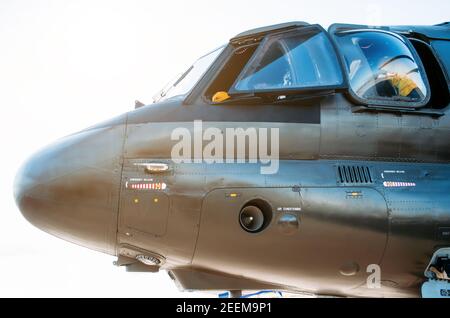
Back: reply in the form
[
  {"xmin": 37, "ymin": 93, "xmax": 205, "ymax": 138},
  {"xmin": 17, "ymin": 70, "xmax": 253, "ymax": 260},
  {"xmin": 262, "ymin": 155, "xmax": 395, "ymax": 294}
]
[{"xmin": 134, "ymin": 162, "xmax": 170, "ymax": 173}]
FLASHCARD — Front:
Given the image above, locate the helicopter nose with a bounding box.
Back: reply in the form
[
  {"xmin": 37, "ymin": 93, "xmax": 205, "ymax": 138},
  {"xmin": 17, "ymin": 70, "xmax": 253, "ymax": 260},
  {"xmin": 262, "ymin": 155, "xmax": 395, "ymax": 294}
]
[{"xmin": 13, "ymin": 122, "xmax": 126, "ymax": 255}]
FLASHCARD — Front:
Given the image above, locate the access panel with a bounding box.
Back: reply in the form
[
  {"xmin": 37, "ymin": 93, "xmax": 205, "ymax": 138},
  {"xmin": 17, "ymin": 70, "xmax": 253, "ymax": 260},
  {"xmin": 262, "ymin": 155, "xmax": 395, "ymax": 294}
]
[
  {"xmin": 119, "ymin": 178, "xmax": 169, "ymax": 237},
  {"xmin": 194, "ymin": 187, "xmax": 388, "ymax": 293}
]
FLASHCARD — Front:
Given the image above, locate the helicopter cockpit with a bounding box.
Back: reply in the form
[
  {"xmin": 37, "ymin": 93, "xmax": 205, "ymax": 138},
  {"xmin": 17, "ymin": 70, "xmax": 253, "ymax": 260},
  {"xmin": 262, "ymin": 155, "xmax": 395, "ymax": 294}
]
[{"xmin": 151, "ymin": 22, "xmax": 448, "ymax": 113}]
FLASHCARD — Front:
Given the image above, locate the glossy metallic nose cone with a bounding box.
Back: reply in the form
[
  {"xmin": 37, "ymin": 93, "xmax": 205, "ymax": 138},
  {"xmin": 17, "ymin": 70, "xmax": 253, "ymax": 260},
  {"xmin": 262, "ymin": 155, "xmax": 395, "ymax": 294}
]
[{"xmin": 14, "ymin": 121, "xmax": 126, "ymax": 255}]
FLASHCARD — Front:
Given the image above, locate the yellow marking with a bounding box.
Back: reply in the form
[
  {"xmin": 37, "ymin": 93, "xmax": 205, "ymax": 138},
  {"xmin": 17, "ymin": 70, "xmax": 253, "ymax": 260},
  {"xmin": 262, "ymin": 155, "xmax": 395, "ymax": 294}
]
[
  {"xmin": 212, "ymin": 91, "xmax": 230, "ymax": 103},
  {"xmin": 134, "ymin": 198, "xmax": 139, "ymax": 204},
  {"xmin": 229, "ymin": 193, "xmax": 238, "ymax": 198}
]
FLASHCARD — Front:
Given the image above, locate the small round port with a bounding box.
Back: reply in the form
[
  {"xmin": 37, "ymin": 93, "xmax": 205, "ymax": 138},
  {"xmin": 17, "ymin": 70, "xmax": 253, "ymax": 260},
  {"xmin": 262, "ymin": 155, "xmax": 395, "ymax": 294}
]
[{"xmin": 239, "ymin": 199, "xmax": 272, "ymax": 233}]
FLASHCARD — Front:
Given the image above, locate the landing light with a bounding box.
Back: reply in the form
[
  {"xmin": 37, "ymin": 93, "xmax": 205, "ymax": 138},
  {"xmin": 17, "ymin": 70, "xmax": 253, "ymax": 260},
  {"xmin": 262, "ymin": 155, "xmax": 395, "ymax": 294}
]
[{"xmin": 136, "ymin": 254, "xmax": 161, "ymax": 266}]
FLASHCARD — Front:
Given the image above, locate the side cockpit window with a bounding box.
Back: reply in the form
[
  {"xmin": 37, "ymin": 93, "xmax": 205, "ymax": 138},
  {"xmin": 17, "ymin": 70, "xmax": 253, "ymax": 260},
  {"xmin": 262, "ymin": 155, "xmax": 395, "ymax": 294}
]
[
  {"xmin": 230, "ymin": 26, "xmax": 343, "ymax": 93},
  {"xmin": 334, "ymin": 30, "xmax": 429, "ymax": 106},
  {"xmin": 432, "ymin": 40, "xmax": 450, "ymax": 83}
]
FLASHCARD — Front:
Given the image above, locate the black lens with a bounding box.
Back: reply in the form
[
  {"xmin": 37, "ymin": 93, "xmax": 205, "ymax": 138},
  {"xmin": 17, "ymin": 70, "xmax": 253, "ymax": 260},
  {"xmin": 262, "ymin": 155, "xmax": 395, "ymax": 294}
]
[{"xmin": 239, "ymin": 206, "xmax": 265, "ymax": 233}]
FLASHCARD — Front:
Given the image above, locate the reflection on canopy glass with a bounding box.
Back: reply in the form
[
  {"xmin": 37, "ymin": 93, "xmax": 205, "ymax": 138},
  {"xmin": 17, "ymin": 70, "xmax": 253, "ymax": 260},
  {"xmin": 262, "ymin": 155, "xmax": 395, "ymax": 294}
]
[
  {"xmin": 232, "ymin": 27, "xmax": 343, "ymax": 92},
  {"xmin": 335, "ymin": 31, "xmax": 428, "ymax": 103}
]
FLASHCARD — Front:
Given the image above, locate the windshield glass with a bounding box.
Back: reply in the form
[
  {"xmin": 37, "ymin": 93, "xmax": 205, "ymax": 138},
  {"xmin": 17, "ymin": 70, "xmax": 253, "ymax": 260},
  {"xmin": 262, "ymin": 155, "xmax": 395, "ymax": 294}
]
[
  {"xmin": 153, "ymin": 46, "xmax": 225, "ymax": 103},
  {"xmin": 231, "ymin": 27, "xmax": 343, "ymax": 93}
]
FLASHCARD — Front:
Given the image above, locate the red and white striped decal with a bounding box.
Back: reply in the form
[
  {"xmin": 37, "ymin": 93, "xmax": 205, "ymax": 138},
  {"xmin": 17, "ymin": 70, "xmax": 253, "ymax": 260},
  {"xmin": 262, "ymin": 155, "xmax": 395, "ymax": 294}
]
[
  {"xmin": 383, "ymin": 181, "xmax": 416, "ymax": 188},
  {"xmin": 127, "ymin": 182, "xmax": 167, "ymax": 190}
]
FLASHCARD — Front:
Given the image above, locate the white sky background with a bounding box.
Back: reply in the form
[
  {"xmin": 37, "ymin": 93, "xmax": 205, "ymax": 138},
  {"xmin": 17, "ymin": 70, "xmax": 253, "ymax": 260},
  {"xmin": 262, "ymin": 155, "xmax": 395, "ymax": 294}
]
[{"xmin": 0, "ymin": 0, "xmax": 448, "ymax": 298}]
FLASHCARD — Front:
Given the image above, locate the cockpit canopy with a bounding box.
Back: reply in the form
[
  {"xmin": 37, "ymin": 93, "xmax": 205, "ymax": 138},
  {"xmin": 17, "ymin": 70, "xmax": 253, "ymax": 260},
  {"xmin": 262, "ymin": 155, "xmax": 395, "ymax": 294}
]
[{"xmin": 153, "ymin": 22, "xmax": 441, "ymax": 110}]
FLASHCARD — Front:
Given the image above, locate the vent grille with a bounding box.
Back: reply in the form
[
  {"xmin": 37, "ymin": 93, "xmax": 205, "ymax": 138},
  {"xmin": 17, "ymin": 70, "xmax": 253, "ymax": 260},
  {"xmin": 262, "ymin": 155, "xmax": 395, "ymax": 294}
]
[{"xmin": 337, "ymin": 165, "xmax": 373, "ymax": 184}]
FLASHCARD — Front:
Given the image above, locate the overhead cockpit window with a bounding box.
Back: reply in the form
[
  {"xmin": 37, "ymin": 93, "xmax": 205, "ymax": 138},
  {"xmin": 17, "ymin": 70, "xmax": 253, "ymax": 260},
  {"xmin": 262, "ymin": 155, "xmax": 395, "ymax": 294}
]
[
  {"xmin": 334, "ymin": 30, "xmax": 429, "ymax": 105},
  {"xmin": 230, "ymin": 27, "xmax": 343, "ymax": 93}
]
